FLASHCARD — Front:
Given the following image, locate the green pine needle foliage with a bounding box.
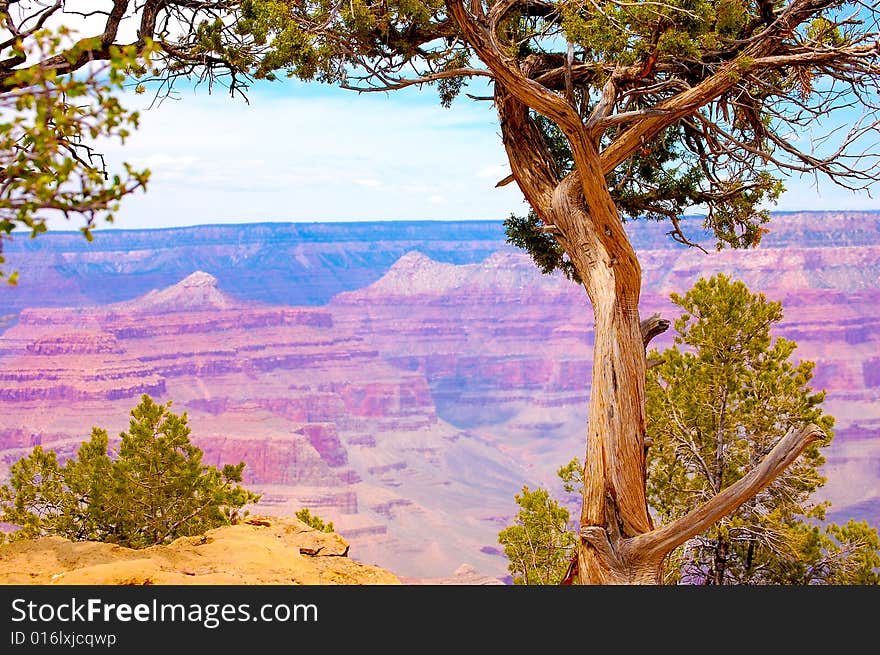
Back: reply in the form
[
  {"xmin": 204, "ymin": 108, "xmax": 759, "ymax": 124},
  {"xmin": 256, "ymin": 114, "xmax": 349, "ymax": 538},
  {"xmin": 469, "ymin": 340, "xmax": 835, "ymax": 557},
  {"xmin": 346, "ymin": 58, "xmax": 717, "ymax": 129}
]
[
  {"xmin": 498, "ymin": 275, "xmax": 880, "ymax": 584},
  {"xmin": 503, "ymin": 211, "xmax": 581, "ymax": 284},
  {"xmin": 0, "ymin": 394, "xmax": 261, "ymax": 548},
  {"xmin": 295, "ymin": 507, "xmax": 335, "ymax": 533},
  {"xmin": 497, "ymin": 481, "xmax": 579, "ymax": 585}
]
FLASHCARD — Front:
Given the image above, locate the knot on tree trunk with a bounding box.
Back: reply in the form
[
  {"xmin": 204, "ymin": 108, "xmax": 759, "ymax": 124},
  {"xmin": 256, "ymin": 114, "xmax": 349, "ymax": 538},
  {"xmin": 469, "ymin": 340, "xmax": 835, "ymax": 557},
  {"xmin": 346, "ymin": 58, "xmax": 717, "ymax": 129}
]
[
  {"xmin": 640, "ymin": 313, "xmax": 670, "ymax": 347},
  {"xmin": 578, "ymin": 526, "xmax": 664, "ymax": 585}
]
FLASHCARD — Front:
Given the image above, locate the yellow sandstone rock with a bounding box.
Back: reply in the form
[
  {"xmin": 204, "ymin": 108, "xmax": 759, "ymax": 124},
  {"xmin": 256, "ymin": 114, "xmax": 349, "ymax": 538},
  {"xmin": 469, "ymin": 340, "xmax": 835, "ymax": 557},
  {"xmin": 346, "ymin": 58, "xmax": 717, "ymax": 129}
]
[{"xmin": 0, "ymin": 516, "xmax": 401, "ymax": 585}]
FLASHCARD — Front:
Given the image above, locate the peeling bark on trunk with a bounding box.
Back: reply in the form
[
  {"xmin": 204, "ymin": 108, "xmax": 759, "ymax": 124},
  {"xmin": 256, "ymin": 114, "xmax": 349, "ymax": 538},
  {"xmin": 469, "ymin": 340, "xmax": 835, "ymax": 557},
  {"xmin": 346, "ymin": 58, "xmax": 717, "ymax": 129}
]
[
  {"xmin": 548, "ymin": 173, "xmax": 657, "ymax": 584},
  {"xmin": 446, "ymin": 0, "xmax": 830, "ymax": 585}
]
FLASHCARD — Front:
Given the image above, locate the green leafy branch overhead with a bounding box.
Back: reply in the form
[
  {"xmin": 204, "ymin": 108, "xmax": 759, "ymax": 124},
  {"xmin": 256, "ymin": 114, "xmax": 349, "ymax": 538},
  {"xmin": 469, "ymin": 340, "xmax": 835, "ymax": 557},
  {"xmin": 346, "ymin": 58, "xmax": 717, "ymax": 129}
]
[
  {"xmin": 0, "ymin": 29, "xmax": 156, "ymax": 283},
  {"xmin": 0, "ymin": 1, "xmax": 267, "ymax": 281},
  {"xmin": 239, "ymin": 1, "xmax": 879, "ymax": 251}
]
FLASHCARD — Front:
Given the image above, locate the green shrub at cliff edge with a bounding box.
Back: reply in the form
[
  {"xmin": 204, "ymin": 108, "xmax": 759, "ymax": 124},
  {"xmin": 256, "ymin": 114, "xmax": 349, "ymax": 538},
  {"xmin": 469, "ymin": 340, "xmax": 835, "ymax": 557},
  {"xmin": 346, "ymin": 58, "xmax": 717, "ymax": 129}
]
[
  {"xmin": 0, "ymin": 394, "xmax": 261, "ymax": 548},
  {"xmin": 295, "ymin": 508, "xmax": 334, "ymax": 533}
]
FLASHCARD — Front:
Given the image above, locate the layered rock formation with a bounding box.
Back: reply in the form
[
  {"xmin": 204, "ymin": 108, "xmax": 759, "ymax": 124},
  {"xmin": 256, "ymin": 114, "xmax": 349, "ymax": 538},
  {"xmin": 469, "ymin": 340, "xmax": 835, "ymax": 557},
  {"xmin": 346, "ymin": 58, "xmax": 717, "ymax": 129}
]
[
  {"xmin": 0, "ymin": 271, "xmax": 529, "ymax": 581},
  {"xmin": 0, "ymin": 211, "xmax": 878, "ymax": 581},
  {"xmin": 0, "ymin": 221, "xmax": 511, "ymax": 313}
]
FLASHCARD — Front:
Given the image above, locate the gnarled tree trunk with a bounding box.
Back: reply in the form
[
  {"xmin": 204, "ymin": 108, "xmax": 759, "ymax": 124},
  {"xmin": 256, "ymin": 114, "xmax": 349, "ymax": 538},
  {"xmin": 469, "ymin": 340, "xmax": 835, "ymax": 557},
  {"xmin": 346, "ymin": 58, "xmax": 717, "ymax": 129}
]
[
  {"xmin": 550, "ymin": 175, "xmax": 658, "ymax": 584},
  {"xmin": 495, "ymin": 82, "xmax": 825, "ymax": 584},
  {"xmin": 449, "ymin": 0, "xmax": 827, "ymax": 584}
]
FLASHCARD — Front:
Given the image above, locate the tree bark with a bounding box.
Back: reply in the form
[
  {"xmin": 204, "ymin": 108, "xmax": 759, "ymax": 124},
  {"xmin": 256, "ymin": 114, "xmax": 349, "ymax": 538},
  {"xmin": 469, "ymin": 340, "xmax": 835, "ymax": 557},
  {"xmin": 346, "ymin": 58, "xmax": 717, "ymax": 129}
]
[
  {"xmin": 446, "ymin": 0, "xmax": 830, "ymax": 584},
  {"xmin": 545, "ymin": 172, "xmax": 656, "ymax": 584}
]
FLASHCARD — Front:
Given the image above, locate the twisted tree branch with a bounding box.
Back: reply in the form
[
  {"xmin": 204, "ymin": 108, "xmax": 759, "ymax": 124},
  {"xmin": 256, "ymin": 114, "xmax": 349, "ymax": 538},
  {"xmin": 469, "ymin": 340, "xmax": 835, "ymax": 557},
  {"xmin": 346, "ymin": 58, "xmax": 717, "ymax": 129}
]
[{"xmin": 631, "ymin": 423, "xmax": 827, "ymax": 560}]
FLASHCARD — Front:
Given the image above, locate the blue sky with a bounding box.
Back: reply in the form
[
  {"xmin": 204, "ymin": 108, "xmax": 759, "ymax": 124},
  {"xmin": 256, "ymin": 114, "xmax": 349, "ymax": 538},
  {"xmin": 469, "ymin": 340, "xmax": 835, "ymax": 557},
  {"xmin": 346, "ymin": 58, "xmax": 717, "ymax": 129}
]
[
  {"xmin": 75, "ymin": 79, "xmax": 524, "ymax": 231},
  {"xmin": 70, "ymin": 75, "xmax": 878, "ymax": 233}
]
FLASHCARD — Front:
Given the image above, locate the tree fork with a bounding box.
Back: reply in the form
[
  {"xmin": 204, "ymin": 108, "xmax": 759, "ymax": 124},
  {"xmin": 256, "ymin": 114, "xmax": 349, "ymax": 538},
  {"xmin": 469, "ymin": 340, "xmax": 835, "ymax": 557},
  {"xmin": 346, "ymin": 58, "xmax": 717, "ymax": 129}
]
[
  {"xmin": 567, "ymin": 424, "xmax": 826, "ymax": 584},
  {"xmin": 447, "ymin": 0, "xmax": 840, "ymax": 584}
]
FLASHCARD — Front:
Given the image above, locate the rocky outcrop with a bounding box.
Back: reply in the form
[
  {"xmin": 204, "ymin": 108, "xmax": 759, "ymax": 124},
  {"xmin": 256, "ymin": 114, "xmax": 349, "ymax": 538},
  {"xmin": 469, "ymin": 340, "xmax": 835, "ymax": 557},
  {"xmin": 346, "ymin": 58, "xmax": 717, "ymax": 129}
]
[
  {"xmin": 110, "ymin": 271, "xmax": 236, "ymax": 313},
  {"xmin": 401, "ymin": 563, "xmax": 506, "ymax": 585},
  {"xmin": 0, "ymin": 515, "xmax": 400, "ymax": 585}
]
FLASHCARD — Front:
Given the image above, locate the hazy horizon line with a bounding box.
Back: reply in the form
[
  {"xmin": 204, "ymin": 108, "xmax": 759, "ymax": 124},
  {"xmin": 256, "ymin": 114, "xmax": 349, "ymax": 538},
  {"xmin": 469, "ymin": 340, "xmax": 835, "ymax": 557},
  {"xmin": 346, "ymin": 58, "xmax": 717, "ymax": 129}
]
[{"xmin": 27, "ymin": 208, "xmax": 880, "ymax": 236}]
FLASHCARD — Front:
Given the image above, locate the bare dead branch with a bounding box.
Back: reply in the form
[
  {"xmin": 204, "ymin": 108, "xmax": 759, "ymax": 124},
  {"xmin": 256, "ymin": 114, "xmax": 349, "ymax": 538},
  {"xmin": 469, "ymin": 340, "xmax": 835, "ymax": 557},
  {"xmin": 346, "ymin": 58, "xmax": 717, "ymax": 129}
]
[
  {"xmin": 339, "ymin": 67, "xmax": 493, "ymax": 93},
  {"xmin": 495, "ymin": 173, "xmax": 515, "ymax": 187},
  {"xmin": 640, "ymin": 313, "xmax": 670, "ymax": 348},
  {"xmin": 632, "ymin": 424, "xmax": 826, "ymax": 559}
]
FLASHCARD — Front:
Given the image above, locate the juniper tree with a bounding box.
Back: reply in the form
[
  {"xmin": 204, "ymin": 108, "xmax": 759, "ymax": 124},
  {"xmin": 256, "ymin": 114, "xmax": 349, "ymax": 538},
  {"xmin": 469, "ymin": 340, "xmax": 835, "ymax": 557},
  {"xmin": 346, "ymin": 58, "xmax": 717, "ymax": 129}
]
[
  {"xmin": 295, "ymin": 507, "xmax": 335, "ymax": 533},
  {"xmin": 498, "ymin": 276, "xmax": 880, "ymax": 585},
  {"xmin": 647, "ymin": 274, "xmax": 842, "ymax": 584},
  {"xmin": 498, "ymin": 481, "xmax": 579, "ymax": 584},
  {"xmin": 237, "ymin": 1, "xmax": 880, "ymax": 584},
  {"xmin": 0, "ymin": 394, "xmax": 260, "ymax": 548}
]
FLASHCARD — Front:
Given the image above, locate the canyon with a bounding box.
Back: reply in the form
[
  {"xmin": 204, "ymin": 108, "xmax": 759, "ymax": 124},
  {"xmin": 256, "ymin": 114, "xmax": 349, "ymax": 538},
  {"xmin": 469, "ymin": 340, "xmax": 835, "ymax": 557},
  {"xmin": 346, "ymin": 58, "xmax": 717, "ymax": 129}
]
[{"xmin": 0, "ymin": 211, "xmax": 878, "ymax": 582}]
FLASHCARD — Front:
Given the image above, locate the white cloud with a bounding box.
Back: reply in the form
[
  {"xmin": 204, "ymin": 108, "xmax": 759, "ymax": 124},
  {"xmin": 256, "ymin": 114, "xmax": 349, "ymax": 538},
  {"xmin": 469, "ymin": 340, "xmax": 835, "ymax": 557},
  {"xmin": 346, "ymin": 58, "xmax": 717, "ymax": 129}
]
[
  {"xmin": 49, "ymin": 83, "xmax": 529, "ymax": 231},
  {"xmin": 35, "ymin": 70, "xmax": 877, "ymax": 233}
]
